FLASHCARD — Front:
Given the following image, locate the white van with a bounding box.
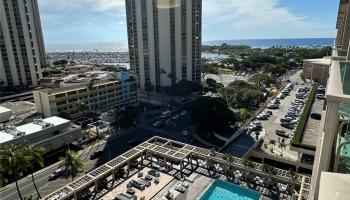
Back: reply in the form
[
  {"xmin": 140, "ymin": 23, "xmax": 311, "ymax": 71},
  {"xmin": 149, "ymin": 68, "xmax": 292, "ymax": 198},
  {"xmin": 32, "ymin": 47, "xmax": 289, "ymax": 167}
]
[{"xmin": 160, "ymin": 111, "xmax": 172, "ymax": 118}]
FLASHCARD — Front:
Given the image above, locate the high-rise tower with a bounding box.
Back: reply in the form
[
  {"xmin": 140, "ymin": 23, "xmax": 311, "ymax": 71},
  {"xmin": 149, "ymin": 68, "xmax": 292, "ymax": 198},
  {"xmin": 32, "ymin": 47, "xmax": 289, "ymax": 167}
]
[
  {"xmin": 0, "ymin": 0, "xmax": 46, "ymax": 88},
  {"xmin": 125, "ymin": 0, "xmax": 202, "ymax": 90}
]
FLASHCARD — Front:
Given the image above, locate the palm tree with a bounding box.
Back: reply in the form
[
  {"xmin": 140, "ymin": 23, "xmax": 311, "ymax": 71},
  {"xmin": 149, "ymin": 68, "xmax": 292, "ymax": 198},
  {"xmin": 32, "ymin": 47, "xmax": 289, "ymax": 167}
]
[
  {"xmin": 0, "ymin": 144, "xmax": 27, "ymax": 200},
  {"xmin": 222, "ymin": 153, "xmax": 233, "ymax": 176},
  {"xmin": 278, "ymin": 139, "xmax": 287, "ymax": 156},
  {"xmin": 75, "ymin": 102, "xmax": 88, "ymax": 113},
  {"xmin": 22, "ymin": 142, "xmax": 45, "ymax": 199},
  {"xmin": 287, "ymin": 169, "xmax": 297, "ymax": 195},
  {"xmin": 60, "ymin": 150, "xmax": 85, "ymax": 181},
  {"xmin": 241, "ymin": 158, "xmax": 253, "ymax": 181},
  {"xmin": 167, "ymin": 72, "xmax": 177, "ymax": 85},
  {"xmin": 208, "ymin": 148, "xmax": 216, "ymax": 157}
]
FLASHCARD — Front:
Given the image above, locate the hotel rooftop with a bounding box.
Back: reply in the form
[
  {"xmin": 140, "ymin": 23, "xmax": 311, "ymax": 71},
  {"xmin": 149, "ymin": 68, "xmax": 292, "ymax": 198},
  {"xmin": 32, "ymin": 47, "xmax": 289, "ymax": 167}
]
[
  {"xmin": 44, "ymin": 136, "xmax": 311, "ymax": 200},
  {"xmin": 0, "ymin": 116, "xmax": 69, "ymax": 145}
]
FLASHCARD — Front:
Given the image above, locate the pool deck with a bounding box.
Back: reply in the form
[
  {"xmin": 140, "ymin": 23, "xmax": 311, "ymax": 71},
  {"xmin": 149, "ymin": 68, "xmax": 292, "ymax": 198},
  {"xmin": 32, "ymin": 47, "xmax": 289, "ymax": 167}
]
[{"xmin": 152, "ymin": 172, "xmax": 214, "ymax": 200}]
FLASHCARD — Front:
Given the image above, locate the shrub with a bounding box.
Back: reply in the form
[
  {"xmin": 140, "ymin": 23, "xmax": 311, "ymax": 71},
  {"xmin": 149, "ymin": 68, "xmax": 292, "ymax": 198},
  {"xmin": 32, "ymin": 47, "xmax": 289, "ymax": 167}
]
[{"xmin": 291, "ymin": 85, "xmax": 317, "ymax": 151}]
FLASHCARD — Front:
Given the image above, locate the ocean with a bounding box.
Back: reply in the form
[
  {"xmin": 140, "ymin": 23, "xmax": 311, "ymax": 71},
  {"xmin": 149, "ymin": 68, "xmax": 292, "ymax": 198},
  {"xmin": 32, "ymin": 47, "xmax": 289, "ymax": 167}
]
[
  {"xmin": 203, "ymin": 38, "xmax": 335, "ymax": 48},
  {"xmin": 46, "ymin": 38, "xmax": 334, "ymax": 53}
]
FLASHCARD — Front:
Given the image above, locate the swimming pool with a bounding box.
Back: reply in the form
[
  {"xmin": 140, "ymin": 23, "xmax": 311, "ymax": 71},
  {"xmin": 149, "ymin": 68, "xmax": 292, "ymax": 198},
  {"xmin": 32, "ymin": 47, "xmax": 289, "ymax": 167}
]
[{"xmin": 199, "ymin": 179, "xmax": 261, "ymax": 200}]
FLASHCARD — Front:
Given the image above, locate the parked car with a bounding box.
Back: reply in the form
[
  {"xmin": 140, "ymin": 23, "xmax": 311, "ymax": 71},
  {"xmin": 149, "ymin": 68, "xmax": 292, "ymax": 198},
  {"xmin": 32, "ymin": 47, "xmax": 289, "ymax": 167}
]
[
  {"xmin": 248, "ymin": 125, "xmax": 262, "ymax": 132},
  {"xmin": 90, "ymin": 150, "xmax": 103, "ymax": 160},
  {"xmin": 280, "ymin": 118, "xmax": 292, "ymax": 123},
  {"xmin": 265, "ymin": 110, "xmax": 273, "ymax": 116},
  {"xmin": 311, "ymin": 113, "xmax": 322, "ymax": 120},
  {"xmin": 49, "ymin": 168, "xmax": 64, "ymax": 181},
  {"xmin": 160, "ymin": 111, "xmax": 171, "ymax": 118},
  {"xmin": 251, "ymin": 121, "xmax": 262, "ymax": 126},
  {"xmin": 276, "ymin": 93, "xmax": 285, "ymax": 99},
  {"xmin": 276, "ymin": 129, "xmax": 289, "ymax": 138},
  {"xmin": 172, "ymin": 114, "xmax": 180, "ymax": 120},
  {"xmin": 281, "ymin": 122, "xmax": 295, "ymax": 129},
  {"xmin": 152, "ymin": 120, "xmax": 163, "ymax": 128},
  {"xmin": 267, "ymin": 103, "xmax": 279, "ymax": 109},
  {"xmin": 316, "ymin": 94, "xmax": 325, "ymax": 99},
  {"xmin": 180, "ymin": 110, "xmax": 187, "ymax": 116},
  {"xmin": 257, "ymin": 114, "xmax": 268, "ymax": 120}
]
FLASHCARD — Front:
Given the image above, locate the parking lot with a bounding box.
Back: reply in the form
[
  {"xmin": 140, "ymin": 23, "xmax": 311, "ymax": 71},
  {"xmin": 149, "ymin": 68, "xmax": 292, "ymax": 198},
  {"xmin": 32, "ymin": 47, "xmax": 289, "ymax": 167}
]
[
  {"xmin": 301, "ymin": 98, "xmax": 324, "ymax": 147},
  {"xmin": 255, "ymin": 73, "xmax": 310, "ymax": 161}
]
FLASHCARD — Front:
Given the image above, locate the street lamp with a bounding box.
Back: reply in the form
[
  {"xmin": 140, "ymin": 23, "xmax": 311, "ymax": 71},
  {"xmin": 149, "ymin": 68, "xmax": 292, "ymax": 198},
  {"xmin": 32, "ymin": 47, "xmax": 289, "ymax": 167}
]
[
  {"xmin": 160, "ymin": 67, "xmax": 167, "ymax": 109},
  {"xmin": 106, "ymin": 143, "xmax": 111, "ymax": 161},
  {"xmin": 170, "ymin": 121, "xmax": 176, "ymax": 139}
]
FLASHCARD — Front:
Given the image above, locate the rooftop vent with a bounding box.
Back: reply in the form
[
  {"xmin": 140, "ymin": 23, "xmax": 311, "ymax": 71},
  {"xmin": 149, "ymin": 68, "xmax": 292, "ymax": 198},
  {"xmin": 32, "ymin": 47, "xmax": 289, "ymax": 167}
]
[
  {"xmin": 33, "ymin": 119, "xmax": 54, "ymax": 129},
  {"xmin": 4, "ymin": 126, "xmax": 25, "ymax": 137}
]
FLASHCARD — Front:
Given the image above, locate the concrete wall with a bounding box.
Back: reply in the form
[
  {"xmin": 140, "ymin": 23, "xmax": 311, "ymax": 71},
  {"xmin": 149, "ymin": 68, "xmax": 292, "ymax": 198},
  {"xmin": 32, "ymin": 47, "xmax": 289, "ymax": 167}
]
[{"xmin": 303, "ymin": 63, "xmax": 329, "ymax": 84}]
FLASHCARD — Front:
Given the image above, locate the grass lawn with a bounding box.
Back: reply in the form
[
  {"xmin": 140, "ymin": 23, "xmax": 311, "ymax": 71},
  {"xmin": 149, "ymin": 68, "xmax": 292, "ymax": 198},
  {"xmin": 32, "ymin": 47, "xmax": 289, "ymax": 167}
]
[{"xmin": 218, "ymin": 68, "xmax": 234, "ymax": 74}]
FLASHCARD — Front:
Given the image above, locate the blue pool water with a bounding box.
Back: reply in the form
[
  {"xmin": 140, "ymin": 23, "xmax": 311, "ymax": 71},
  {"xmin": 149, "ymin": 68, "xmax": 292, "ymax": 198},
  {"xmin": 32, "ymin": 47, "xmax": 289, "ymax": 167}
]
[{"xmin": 199, "ymin": 179, "xmax": 261, "ymax": 200}]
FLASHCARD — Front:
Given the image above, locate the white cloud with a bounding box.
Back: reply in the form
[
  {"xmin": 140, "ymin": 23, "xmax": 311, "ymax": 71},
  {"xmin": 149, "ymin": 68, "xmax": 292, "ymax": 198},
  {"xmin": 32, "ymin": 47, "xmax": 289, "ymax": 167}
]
[
  {"xmin": 39, "ymin": 0, "xmax": 334, "ymax": 43},
  {"xmin": 95, "ymin": 0, "xmax": 125, "ymax": 12},
  {"xmin": 203, "ymin": 0, "xmax": 329, "ymax": 39},
  {"xmin": 40, "ymin": 0, "xmax": 125, "ymax": 13}
]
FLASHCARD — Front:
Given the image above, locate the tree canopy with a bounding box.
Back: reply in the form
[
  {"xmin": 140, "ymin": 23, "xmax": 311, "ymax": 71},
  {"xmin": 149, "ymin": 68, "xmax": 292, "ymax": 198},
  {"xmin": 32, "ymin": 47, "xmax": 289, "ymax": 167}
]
[
  {"xmin": 220, "ymin": 80, "xmax": 264, "ymax": 108},
  {"xmin": 191, "ymin": 96, "xmax": 236, "ymax": 133},
  {"xmin": 165, "ymin": 80, "xmax": 202, "ymax": 97},
  {"xmin": 52, "ymin": 59, "xmax": 68, "ymax": 66}
]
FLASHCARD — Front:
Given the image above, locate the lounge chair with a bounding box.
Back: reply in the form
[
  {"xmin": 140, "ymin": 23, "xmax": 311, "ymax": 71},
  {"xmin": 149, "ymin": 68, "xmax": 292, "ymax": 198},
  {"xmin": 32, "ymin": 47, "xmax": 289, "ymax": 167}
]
[{"xmin": 174, "ymin": 184, "xmax": 186, "ymax": 193}]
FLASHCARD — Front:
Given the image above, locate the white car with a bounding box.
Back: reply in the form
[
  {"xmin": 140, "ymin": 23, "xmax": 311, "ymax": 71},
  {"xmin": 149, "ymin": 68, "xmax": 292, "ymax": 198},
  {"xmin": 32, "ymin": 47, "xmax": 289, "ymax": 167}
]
[
  {"xmin": 172, "ymin": 115, "xmax": 180, "ymax": 120},
  {"xmin": 180, "ymin": 110, "xmax": 187, "ymax": 116}
]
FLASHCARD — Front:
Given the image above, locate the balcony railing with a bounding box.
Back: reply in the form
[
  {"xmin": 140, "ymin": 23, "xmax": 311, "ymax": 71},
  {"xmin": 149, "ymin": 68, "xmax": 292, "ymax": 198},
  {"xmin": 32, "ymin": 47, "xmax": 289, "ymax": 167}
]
[{"xmin": 340, "ymin": 63, "xmax": 350, "ymax": 95}]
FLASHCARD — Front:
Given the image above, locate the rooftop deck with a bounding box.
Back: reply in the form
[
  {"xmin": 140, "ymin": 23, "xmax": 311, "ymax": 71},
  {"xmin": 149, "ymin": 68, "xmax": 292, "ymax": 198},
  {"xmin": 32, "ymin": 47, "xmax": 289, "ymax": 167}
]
[{"xmin": 43, "ymin": 136, "xmax": 311, "ymax": 200}]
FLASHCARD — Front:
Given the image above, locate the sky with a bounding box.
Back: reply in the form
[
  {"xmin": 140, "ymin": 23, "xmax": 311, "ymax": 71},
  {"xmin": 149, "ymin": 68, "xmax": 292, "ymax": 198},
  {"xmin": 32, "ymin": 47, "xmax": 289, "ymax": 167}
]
[{"xmin": 39, "ymin": 0, "xmax": 338, "ymax": 45}]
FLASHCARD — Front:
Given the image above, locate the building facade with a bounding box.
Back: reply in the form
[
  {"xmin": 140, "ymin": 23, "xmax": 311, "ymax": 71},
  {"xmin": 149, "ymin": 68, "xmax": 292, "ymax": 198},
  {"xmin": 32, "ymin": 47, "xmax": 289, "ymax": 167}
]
[
  {"xmin": 0, "ymin": 0, "xmax": 46, "ymax": 88},
  {"xmin": 125, "ymin": 0, "xmax": 202, "ymax": 90},
  {"xmin": 310, "ymin": 0, "xmax": 350, "ymax": 199},
  {"xmin": 33, "ymin": 79, "xmax": 138, "ymax": 119},
  {"xmin": 302, "ymin": 58, "xmax": 331, "ymax": 85}
]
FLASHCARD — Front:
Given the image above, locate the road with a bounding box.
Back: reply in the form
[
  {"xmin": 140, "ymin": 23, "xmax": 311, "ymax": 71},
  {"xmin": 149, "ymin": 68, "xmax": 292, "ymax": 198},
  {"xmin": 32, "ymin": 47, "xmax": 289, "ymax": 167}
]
[{"xmin": 0, "ymin": 107, "xmax": 209, "ymax": 200}]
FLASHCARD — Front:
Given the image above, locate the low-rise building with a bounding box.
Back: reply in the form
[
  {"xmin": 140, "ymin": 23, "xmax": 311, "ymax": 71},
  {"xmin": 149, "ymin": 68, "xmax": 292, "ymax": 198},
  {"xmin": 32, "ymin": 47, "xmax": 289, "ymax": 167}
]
[
  {"xmin": 302, "ymin": 57, "xmax": 331, "ymax": 84},
  {"xmin": 0, "ymin": 116, "xmax": 81, "ymax": 152},
  {"xmin": 0, "ymin": 106, "xmax": 12, "ymax": 123},
  {"xmin": 33, "ymin": 72, "xmax": 138, "ymax": 119}
]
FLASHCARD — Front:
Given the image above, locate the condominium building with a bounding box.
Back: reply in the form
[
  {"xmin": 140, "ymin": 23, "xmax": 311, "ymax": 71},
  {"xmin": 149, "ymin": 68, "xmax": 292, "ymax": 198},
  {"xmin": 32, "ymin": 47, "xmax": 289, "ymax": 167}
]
[
  {"xmin": 0, "ymin": 0, "xmax": 46, "ymax": 88},
  {"xmin": 33, "ymin": 74, "xmax": 138, "ymax": 119},
  {"xmin": 310, "ymin": 0, "xmax": 350, "ymax": 199},
  {"xmin": 125, "ymin": 0, "xmax": 202, "ymax": 90},
  {"xmin": 0, "ymin": 116, "xmax": 81, "ymax": 152}
]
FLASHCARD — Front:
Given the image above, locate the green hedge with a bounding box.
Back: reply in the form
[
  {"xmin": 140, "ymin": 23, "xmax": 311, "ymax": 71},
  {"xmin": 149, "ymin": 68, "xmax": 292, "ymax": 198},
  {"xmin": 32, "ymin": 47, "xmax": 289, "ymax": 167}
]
[{"xmin": 291, "ymin": 85, "xmax": 317, "ymax": 151}]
